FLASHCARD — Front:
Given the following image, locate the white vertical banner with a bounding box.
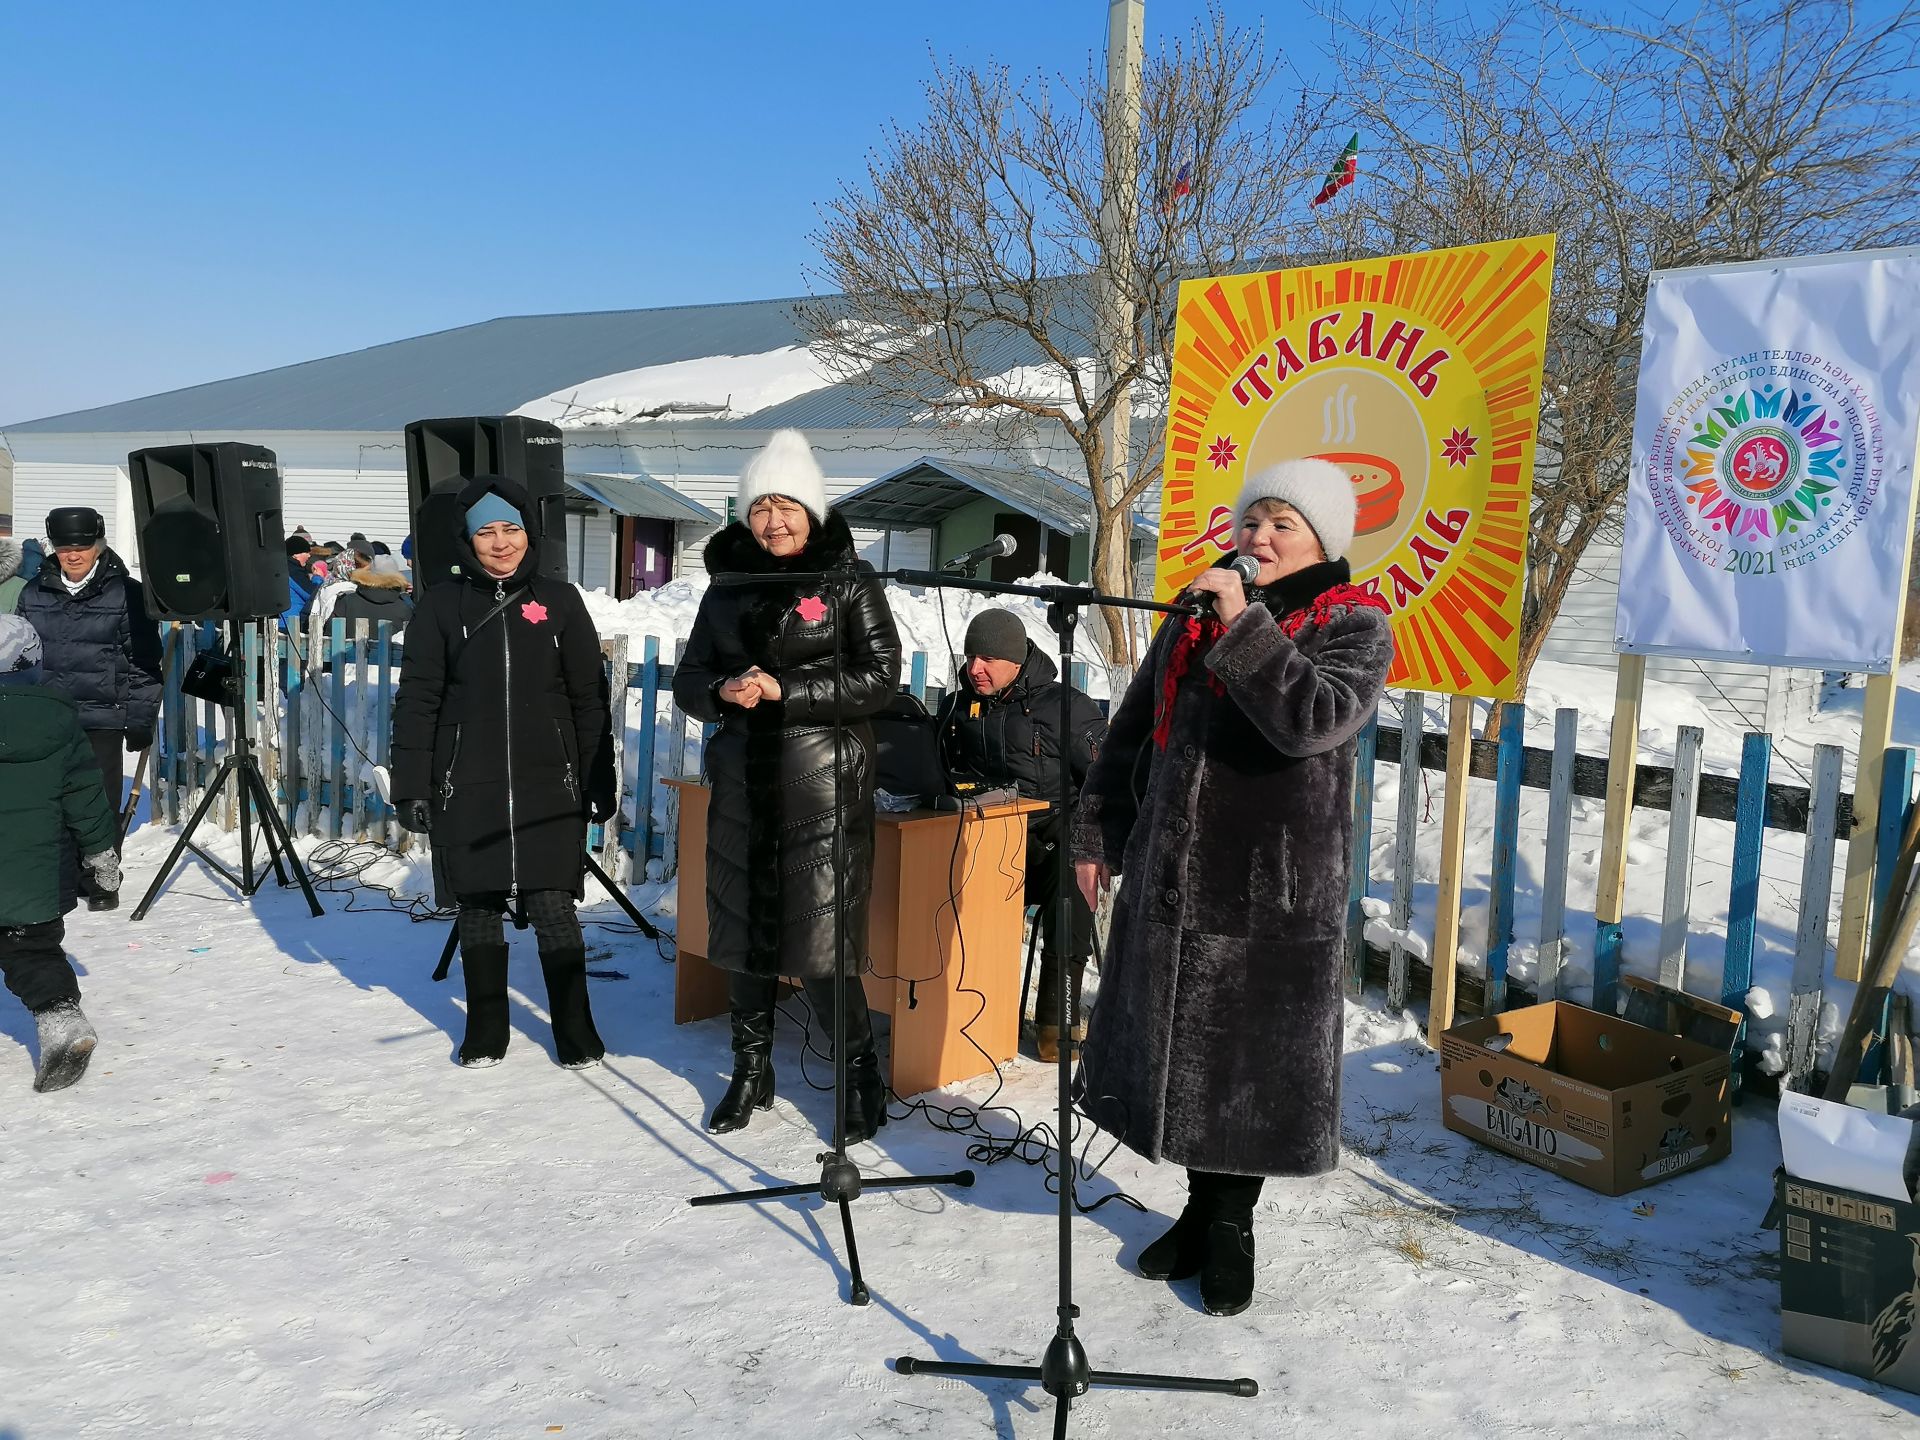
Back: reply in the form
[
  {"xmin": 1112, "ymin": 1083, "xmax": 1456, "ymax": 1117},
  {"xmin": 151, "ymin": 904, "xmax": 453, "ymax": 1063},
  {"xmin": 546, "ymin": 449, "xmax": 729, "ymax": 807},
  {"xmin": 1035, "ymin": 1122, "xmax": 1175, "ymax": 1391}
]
[{"xmin": 1615, "ymin": 248, "xmax": 1920, "ymax": 671}]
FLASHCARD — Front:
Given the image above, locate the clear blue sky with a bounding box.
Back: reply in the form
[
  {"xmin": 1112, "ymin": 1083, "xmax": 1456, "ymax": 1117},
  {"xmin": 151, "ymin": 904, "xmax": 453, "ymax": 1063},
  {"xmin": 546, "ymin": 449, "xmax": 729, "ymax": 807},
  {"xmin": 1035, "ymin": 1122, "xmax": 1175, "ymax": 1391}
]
[{"xmin": 0, "ymin": 0, "xmax": 1337, "ymax": 425}]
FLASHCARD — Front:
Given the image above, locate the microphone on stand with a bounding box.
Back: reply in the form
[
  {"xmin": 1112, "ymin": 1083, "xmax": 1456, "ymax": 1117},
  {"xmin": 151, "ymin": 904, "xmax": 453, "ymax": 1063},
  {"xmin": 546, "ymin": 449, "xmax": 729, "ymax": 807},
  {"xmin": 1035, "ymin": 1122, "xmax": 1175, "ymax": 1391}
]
[
  {"xmin": 1191, "ymin": 554, "xmax": 1262, "ymax": 618},
  {"xmin": 944, "ymin": 534, "xmax": 1018, "ymax": 573}
]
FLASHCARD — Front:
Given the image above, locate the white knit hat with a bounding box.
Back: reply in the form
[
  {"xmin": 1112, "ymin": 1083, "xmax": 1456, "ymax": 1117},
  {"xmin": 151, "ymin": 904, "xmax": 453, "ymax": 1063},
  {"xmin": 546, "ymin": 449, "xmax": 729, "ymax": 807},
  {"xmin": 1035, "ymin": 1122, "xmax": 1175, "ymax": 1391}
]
[
  {"xmin": 1234, "ymin": 458, "xmax": 1357, "ymax": 562},
  {"xmin": 738, "ymin": 429, "xmax": 828, "ymax": 524}
]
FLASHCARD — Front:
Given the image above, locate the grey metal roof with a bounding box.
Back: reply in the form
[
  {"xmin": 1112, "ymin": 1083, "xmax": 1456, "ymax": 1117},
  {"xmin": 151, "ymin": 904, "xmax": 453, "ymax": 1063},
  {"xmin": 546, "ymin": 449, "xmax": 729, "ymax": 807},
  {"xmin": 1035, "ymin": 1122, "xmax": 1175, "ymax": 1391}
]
[
  {"xmin": 565, "ymin": 471, "xmax": 721, "ymax": 533},
  {"xmin": 5, "ymin": 296, "xmax": 820, "ymax": 433},
  {"xmin": 5, "ymin": 282, "xmax": 1105, "ymax": 437},
  {"xmin": 835, "ymin": 456, "xmax": 1156, "ymax": 537}
]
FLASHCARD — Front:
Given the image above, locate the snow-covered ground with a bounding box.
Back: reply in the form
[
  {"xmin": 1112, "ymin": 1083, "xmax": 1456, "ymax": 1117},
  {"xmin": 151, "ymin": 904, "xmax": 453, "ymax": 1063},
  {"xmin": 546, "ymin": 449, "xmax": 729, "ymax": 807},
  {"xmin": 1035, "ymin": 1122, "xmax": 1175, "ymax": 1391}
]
[{"xmin": 4, "ymin": 823, "xmax": 1915, "ymax": 1437}]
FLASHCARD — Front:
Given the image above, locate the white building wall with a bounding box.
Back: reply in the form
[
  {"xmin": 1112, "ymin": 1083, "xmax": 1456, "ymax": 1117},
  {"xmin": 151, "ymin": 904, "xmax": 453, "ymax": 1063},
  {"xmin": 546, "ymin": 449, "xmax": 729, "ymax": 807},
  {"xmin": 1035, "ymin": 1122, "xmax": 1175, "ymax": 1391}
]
[{"xmin": 1537, "ymin": 533, "xmax": 1781, "ymax": 732}]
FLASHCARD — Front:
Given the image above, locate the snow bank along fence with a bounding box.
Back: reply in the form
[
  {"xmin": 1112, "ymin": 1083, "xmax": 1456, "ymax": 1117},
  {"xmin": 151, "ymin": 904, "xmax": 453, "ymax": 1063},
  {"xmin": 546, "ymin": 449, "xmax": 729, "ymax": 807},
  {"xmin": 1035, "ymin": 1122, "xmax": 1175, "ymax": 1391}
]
[
  {"xmin": 155, "ymin": 621, "xmax": 1905, "ymax": 1087},
  {"xmin": 151, "ymin": 616, "xmax": 1091, "ymax": 884}
]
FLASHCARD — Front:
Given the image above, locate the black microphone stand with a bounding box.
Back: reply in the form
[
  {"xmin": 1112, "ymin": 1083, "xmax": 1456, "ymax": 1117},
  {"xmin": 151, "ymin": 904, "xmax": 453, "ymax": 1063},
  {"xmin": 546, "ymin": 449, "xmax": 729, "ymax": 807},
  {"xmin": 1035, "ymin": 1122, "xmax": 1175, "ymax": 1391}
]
[
  {"xmin": 882, "ymin": 566, "xmax": 1258, "ymax": 1433},
  {"xmin": 688, "ymin": 567, "xmax": 974, "ymax": 1306}
]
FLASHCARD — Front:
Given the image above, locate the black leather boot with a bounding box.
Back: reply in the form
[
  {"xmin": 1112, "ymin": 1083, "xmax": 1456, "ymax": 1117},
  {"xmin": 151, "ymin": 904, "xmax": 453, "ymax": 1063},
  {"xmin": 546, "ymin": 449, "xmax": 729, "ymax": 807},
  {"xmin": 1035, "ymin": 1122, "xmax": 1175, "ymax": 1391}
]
[
  {"xmin": 458, "ymin": 944, "xmax": 511, "ymax": 1067},
  {"xmin": 539, "ymin": 947, "xmax": 605, "ymax": 1068},
  {"xmin": 807, "ymin": 977, "xmax": 888, "ymax": 1145},
  {"xmin": 707, "ymin": 1006, "xmax": 776, "ymax": 1133},
  {"xmin": 1135, "ymin": 1205, "xmax": 1208, "ymax": 1281}
]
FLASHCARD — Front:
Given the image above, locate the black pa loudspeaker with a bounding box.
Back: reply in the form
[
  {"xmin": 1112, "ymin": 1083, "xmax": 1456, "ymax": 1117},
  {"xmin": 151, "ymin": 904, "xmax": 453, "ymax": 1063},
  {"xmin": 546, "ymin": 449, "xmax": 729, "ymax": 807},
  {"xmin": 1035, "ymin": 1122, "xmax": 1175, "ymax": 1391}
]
[
  {"xmin": 404, "ymin": 416, "xmax": 568, "ymax": 590},
  {"xmin": 129, "ymin": 443, "xmax": 290, "ymax": 622}
]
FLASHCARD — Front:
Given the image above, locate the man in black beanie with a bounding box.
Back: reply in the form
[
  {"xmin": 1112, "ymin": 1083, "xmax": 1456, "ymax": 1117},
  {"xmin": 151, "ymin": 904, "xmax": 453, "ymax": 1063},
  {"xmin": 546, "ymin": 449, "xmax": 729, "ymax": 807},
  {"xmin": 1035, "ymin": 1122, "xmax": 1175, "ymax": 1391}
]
[
  {"xmin": 937, "ymin": 607, "xmax": 1107, "ymax": 1061},
  {"xmin": 17, "ymin": 506, "xmax": 163, "ymax": 846}
]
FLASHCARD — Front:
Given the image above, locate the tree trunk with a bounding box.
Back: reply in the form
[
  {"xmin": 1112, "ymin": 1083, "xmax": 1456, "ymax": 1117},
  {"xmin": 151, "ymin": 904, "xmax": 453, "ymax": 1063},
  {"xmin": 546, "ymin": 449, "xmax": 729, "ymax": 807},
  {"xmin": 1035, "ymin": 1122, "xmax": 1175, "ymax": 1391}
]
[{"xmin": 1090, "ymin": 503, "xmax": 1138, "ymax": 664}]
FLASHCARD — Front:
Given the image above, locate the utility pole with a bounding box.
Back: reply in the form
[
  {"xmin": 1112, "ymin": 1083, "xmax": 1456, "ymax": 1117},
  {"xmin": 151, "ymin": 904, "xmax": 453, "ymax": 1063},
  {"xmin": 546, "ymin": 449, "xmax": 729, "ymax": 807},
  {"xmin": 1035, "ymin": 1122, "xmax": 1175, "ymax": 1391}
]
[{"xmin": 1097, "ymin": 0, "xmax": 1145, "ymax": 649}]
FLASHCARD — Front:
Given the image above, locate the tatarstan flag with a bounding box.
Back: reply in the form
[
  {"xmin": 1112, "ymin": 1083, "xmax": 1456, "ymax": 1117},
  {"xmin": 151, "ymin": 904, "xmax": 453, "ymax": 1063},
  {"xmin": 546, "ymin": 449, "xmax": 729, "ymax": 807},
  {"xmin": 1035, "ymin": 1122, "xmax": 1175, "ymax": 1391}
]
[{"xmin": 1311, "ymin": 134, "xmax": 1360, "ymax": 206}]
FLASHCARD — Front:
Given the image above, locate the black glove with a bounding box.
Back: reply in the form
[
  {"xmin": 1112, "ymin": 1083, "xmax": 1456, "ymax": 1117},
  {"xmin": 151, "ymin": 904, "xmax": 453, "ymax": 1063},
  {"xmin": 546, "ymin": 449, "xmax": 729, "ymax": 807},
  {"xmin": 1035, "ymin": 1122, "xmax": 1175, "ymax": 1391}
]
[
  {"xmin": 397, "ymin": 799, "xmax": 433, "ymax": 834},
  {"xmin": 126, "ymin": 730, "xmax": 153, "ymax": 753},
  {"xmin": 589, "ymin": 793, "xmax": 618, "ymax": 824}
]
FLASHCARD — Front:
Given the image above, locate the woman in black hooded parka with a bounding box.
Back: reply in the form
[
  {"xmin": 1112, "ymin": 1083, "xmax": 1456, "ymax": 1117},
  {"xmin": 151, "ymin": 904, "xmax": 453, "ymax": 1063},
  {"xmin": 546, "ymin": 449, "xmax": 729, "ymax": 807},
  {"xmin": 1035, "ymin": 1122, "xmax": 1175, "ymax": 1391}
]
[
  {"xmin": 673, "ymin": 429, "xmax": 903, "ymax": 1145},
  {"xmin": 391, "ymin": 476, "xmax": 616, "ymax": 1068}
]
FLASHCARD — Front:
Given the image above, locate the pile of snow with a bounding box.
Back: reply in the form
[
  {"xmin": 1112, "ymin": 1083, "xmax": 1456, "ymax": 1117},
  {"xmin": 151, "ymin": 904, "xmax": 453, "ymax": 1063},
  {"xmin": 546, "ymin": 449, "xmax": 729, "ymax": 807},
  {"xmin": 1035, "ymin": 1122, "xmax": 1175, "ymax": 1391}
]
[{"xmin": 514, "ymin": 347, "xmax": 832, "ymax": 427}]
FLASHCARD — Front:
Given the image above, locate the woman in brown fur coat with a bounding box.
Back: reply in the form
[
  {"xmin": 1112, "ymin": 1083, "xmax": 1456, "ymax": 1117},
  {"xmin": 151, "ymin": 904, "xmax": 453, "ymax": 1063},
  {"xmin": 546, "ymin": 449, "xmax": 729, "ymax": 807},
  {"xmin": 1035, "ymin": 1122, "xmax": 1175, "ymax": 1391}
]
[{"xmin": 1073, "ymin": 458, "xmax": 1395, "ymax": 1317}]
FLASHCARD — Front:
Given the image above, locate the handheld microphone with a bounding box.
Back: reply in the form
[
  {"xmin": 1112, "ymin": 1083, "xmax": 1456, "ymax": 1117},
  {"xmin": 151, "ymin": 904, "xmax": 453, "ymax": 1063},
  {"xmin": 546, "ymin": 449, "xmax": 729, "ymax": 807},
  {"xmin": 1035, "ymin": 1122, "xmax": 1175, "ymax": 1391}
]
[
  {"xmin": 1192, "ymin": 555, "xmax": 1261, "ymax": 617},
  {"xmin": 944, "ymin": 534, "xmax": 1018, "ymax": 573}
]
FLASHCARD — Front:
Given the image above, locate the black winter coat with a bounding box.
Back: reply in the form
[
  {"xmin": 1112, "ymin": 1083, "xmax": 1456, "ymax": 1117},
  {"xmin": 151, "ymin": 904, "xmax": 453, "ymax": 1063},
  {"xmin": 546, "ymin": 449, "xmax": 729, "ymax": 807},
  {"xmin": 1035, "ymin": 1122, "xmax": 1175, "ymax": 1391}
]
[
  {"xmin": 936, "ymin": 641, "xmax": 1106, "ymax": 891},
  {"xmin": 672, "ymin": 511, "xmax": 903, "ymax": 979},
  {"xmin": 391, "ymin": 526, "xmax": 615, "ymax": 904},
  {"xmin": 331, "ymin": 570, "xmax": 414, "ymax": 629},
  {"xmin": 17, "ymin": 548, "xmax": 163, "ymax": 738},
  {"xmin": 0, "ymin": 683, "xmax": 118, "ymax": 925},
  {"xmin": 1071, "ymin": 558, "xmax": 1394, "ymax": 1179}
]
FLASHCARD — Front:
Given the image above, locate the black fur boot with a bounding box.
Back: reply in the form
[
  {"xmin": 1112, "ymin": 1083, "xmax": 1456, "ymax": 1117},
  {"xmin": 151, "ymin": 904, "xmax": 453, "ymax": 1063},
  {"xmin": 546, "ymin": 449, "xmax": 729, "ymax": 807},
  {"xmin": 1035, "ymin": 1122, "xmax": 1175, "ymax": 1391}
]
[
  {"xmin": 707, "ymin": 1006, "xmax": 776, "ymax": 1133},
  {"xmin": 539, "ymin": 947, "xmax": 604, "ymax": 1068},
  {"xmin": 458, "ymin": 944, "xmax": 511, "ymax": 1067}
]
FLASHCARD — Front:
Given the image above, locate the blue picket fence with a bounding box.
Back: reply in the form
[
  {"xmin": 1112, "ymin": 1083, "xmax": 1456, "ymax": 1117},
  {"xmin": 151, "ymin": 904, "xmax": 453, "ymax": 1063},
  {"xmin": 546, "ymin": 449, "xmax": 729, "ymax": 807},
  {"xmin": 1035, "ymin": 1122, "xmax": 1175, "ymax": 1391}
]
[
  {"xmin": 154, "ymin": 623, "xmax": 1901, "ymax": 1080},
  {"xmin": 155, "ymin": 618, "xmax": 1091, "ymax": 879}
]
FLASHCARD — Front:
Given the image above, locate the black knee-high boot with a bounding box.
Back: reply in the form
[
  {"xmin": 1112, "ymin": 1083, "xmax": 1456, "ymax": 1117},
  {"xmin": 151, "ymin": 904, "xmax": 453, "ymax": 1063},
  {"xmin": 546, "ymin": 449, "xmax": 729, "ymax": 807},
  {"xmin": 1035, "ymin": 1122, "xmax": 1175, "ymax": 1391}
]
[
  {"xmin": 539, "ymin": 946, "xmax": 604, "ymax": 1068},
  {"xmin": 458, "ymin": 945, "xmax": 511, "ymax": 1067},
  {"xmin": 803, "ymin": 976, "xmax": 886, "ymax": 1146},
  {"xmin": 708, "ymin": 972, "xmax": 777, "ymax": 1134}
]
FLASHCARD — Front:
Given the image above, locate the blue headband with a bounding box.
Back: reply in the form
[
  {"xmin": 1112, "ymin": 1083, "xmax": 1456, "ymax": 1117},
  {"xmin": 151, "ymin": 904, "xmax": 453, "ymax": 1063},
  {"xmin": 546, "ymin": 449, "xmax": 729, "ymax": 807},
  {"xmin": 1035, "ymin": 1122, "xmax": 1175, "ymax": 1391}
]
[{"xmin": 465, "ymin": 493, "xmax": 525, "ymax": 537}]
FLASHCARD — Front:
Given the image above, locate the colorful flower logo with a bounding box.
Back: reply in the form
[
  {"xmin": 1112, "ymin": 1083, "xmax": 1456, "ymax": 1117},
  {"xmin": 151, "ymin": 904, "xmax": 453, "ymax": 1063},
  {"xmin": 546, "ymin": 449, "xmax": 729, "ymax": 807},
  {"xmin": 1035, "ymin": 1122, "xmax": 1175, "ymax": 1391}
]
[{"xmin": 1647, "ymin": 362, "xmax": 1871, "ymax": 567}]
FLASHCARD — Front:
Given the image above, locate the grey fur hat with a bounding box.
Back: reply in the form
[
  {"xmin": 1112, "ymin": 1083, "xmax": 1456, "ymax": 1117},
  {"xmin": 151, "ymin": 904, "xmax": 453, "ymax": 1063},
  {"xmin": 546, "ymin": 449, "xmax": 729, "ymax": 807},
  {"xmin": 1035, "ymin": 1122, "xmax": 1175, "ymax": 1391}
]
[{"xmin": 0, "ymin": 536, "xmax": 21, "ymax": 583}]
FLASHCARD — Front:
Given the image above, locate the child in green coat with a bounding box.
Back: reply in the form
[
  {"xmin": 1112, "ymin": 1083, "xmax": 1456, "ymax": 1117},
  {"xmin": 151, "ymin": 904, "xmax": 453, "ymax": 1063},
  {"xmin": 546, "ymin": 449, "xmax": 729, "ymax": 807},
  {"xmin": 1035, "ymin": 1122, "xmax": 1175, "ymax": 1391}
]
[{"xmin": 0, "ymin": 615, "xmax": 122, "ymax": 1091}]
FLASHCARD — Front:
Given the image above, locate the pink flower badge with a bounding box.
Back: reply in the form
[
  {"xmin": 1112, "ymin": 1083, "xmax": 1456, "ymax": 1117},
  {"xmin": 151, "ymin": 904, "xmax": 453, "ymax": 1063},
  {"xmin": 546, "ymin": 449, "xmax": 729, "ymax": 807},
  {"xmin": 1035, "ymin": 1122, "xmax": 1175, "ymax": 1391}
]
[
  {"xmin": 521, "ymin": 600, "xmax": 549, "ymax": 624},
  {"xmin": 795, "ymin": 595, "xmax": 828, "ymax": 623}
]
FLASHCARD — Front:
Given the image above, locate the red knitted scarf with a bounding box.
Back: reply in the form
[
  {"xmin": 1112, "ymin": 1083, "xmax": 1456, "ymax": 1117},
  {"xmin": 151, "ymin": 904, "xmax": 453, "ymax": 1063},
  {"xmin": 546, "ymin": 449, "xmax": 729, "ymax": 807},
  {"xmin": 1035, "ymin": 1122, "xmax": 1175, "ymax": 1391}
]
[{"xmin": 1151, "ymin": 583, "xmax": 1389, "ymax": 749}]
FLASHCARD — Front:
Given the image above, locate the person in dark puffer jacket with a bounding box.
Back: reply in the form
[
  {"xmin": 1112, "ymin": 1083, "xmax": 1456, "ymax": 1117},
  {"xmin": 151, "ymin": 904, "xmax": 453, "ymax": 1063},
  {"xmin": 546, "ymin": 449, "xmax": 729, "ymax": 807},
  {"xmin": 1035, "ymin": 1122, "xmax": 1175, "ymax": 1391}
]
[
  {"xmin": 937, "ymin": 607, "xmax": 1106, "ymax": 1062},
  {"xmin": 390, "ymin": 478, "xmax": 616, "ymax": 1070},
  {"xmin": 16, "ymin": 507, "xmax": 163, "ymax": 845},
  {"xmin": 0, "ymin": 616, "xmax": 122, "ymax": 1093},
  {"xmin": 672, "ymin": 429, "xmax": 904, "ymax": 1146},
  {"xmin": 324, "ymin": 553, "xmax": 414, "ymax": 667}
]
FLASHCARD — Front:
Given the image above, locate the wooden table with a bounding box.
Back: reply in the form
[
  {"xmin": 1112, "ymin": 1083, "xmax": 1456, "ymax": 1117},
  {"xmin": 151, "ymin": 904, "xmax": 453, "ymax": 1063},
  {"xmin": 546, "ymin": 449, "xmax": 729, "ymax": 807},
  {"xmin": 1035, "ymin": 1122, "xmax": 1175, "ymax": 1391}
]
[{"xmin": 665, "ymin": 778, "xmax": 1048, "ymax": 1097}]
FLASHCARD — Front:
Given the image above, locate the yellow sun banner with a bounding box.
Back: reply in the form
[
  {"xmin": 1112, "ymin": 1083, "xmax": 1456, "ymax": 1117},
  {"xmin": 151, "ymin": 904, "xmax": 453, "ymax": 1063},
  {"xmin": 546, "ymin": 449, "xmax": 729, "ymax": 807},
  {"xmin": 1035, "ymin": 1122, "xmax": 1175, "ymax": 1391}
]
[{"xmin": 1154, "ymin": 236, "xmax": 1557, "ymax": 699}]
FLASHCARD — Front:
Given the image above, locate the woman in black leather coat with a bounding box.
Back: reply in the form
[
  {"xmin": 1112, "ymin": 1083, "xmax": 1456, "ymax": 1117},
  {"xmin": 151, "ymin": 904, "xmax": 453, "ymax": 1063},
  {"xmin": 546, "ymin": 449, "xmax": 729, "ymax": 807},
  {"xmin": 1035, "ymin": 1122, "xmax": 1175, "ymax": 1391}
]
[{"xmin": 672, "ymin": 430, "xmax": 903, "ymax": 1144}]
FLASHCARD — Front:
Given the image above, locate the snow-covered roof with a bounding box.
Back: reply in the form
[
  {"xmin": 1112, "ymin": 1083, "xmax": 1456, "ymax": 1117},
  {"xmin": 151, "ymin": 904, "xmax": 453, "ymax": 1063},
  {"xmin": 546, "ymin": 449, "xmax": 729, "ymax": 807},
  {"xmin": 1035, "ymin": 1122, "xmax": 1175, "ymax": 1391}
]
[
  {"xmin": 4, "ymin": 296, "xmax": 854, "ymax": 434},
  {"xmin": 3, "ymin": 292, "xmax": 1080, "ymax": 437}
]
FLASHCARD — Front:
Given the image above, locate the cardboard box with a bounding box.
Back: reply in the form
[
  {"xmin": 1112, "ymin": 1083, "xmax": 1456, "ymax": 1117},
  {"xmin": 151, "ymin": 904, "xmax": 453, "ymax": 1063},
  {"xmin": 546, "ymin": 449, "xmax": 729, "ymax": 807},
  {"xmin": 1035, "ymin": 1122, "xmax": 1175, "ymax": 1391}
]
[
  {"xmin": 1439, "ymin": 977, "xmax": 1740, "ymax": 1196},
  {"xmin": 1778, "ymin": 1170, "xmax": 1920, "ymax": 1394}
]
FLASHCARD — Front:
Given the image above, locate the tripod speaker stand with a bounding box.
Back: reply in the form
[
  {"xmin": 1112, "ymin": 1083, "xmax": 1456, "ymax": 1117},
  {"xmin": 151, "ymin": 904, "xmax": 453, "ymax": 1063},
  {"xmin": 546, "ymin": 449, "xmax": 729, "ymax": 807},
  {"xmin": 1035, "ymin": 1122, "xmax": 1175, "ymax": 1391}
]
[
  {"xmin": 687, "ymin": 568, "xmax": 974, "ymax": 1306},
  {"xmin": 884, "ymin": 569, "xmax": 1258, "ymax": 1433},
  {"xmin": 132, "ymin": 621, "xmax": 324, "ymax": 923}
]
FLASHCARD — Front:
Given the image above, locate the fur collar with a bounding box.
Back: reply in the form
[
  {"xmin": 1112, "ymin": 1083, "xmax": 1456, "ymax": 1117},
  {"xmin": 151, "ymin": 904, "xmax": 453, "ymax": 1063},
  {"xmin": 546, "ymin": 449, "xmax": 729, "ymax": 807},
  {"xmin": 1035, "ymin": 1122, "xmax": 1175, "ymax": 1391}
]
[
  {"xmin": 703, "ymin": 509, "xmax": 859, "ymax": 578},
  {"xmin": 350, "ymin": 567, "xmax": 412, "ymax": 592}
]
